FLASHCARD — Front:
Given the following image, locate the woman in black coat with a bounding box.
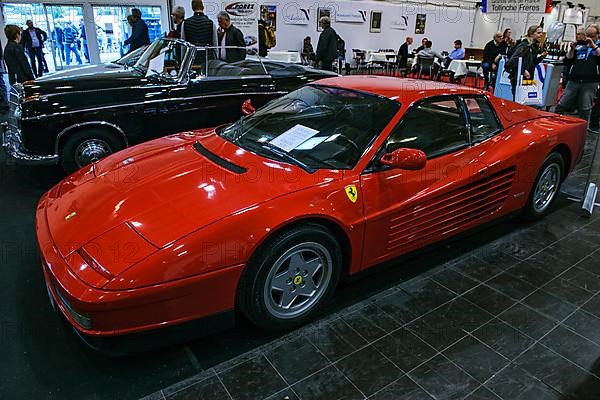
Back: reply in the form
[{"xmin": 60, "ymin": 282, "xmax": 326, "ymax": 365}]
[
  {"xmin": 4, "ymin": 25, "xmax": 35, "ymax": 85},
  {"xmin": 505, "ymin": 25, "xmax": 546, "ymax": 99}
]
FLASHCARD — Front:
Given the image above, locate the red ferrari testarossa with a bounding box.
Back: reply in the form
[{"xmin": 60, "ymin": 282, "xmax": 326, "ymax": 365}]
[{"xmin": 36, "ymin": 76, "xmax": 587, "ymax": 345}]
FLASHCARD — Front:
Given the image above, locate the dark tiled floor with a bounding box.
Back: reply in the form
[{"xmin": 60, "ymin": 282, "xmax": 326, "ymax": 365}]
[
  {"xmin": 3, "ymin": 106, "xmax": 600, "ymax": 400},
  {"xmin": 145, "ymin": 179, "xmax": 600, "ymax": 399}
]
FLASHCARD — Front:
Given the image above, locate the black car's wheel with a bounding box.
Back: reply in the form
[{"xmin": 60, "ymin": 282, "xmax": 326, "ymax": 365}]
[
  {"xmin": 237, "ymin": 224, "xmax": 342, "ymax": 331},
  {"xmin": 61, "ymin": 129, "xmax": 124, "ymax": 173},
  {"xmin": 523, "ymin": 152, "xmax": 564, "ymax": 220}
]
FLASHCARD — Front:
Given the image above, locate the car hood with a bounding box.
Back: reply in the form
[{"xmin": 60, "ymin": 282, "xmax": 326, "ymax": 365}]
[
  {"xmin": 23, "ymin": 69, "xmax": 145, "ymax": 97},
  {"xmin": 45, "ymin": 129, "xmax": 342, "ymax": 258},
  {"xmin": 37, "ymin": 63, "xmax": 127, "ymax": 80}
]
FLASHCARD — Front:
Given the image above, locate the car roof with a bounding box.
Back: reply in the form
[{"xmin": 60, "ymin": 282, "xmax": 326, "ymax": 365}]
[{"xmin": 312, "ymin": 76, "xmax": 484, "ymax": 104}]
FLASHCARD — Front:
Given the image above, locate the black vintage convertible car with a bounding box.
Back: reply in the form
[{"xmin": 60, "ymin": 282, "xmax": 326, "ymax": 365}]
[{"xmin": 2, "ymin": 38, "xmax": 337, "ymax": 172}]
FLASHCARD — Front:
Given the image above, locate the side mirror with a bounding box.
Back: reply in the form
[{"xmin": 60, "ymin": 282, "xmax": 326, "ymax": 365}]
[
  {"xmin": 189, "ymin": 71, "xmax": 198, "ymax": 80},
  {"xmin": 380, "ymin": 148, "xmax": 427, "ymax": 170},
  {"xmin": 242, "ymin": 99, "xmax": 256, "ymax": 116}
]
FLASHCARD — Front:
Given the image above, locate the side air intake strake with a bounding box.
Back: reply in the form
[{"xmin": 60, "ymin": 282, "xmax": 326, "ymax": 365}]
[{"xmin": 387, "ymin": 166, "xmax": 516, "ymax": 251}]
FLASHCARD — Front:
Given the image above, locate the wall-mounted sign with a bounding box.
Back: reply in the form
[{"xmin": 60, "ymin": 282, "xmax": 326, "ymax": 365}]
[
  {"xmin": 260, "ymin": 5, "xmax": 277, "ymax": 31},
  {"xmin": 415, "ymin": 14, "xmax": 426, "ymax": 34},
  {"xmin": 390, "ymin": 16, "xmax": 408, "ymax": 30},
  {"xmin": 481, "ymin": 0, "xmax": 552, "ymax": 14},
  {"xmin": 335, "ymin": 9, "xmax": 367, "ymax": 23},
  {"xmin": 283, "ymin": 6, "xmax": 310, "ymax": 25},
  {"xmin": 370, "ymin": 11, "xmax": 382, "ymax": 33},
  {"xmin": 563, "ymin": 7, "xmax": 584, "ymax": 24},
  {"xmin": 223, "ymin": 1, "xmax": 258, "ymax": 52},
  {"xmin": 317, "ymin": 7, "xmax": 331, "ymax": 32}
]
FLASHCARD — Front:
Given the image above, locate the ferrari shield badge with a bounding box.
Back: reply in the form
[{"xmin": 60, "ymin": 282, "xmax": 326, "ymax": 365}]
[{"xmin": 345, "ymin": 185, "xmax": 358, "ymax": 203}]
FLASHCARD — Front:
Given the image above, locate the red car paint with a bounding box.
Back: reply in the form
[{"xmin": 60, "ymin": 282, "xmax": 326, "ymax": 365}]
[{"xmin": 36, "ymin": 77, "xmax": 587, "ymax": 337}]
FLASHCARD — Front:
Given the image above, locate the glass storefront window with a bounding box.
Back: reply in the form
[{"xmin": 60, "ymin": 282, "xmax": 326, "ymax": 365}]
[{"xmin": 2, "ymin": 2, "xmax": 164, "ymax": 70}]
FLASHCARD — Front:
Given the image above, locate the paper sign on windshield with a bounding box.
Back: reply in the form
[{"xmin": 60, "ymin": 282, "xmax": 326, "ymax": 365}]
[
  {"xmin": 295, "ymin": 136, "xmax": 327, "ymax": 150},
  {"xmin": 270, "ymin": 124, "xmax": 319, "ymax": 152}
]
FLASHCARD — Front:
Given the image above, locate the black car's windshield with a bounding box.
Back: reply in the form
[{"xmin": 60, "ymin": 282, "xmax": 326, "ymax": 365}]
[
  {"xmin": 115, "ymin": 45, "xmax": 148, "ymax": 66},
  {"xmin": 133, "ymin": 39, "xmax": 187, "ymax": 78},
  {"xmin": 218, "ymin": 85, "xmax": 400, "ymax": 170}
]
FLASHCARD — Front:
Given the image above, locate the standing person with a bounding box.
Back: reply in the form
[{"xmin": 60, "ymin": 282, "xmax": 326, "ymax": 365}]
[
  {"xmin": 184, "ymin": 0, "xmax": 217, "ymax": 47},
  {"xmin": 124, "ymin": 8, "xmax": 151, "ymax": 53},
  {"xmin": 555, "ymin": 24, "xmax": 600, "ymax": 127},
  {"xmin": 482, "ymin": 32, "xmax": 505, "ymax": 90},
  {"xmin": 216, "ymin": 11, "xmax": 246, "ymax": 63},
  {"xmin": 22, "ymin": 20, "xmax": 47, "ymax": 78},
  {"xmin": 4, "ymin": 25, "xmax": 35, "ymax": 84},
  {"xmin": 258, "ymin": 19, "xmax": 267, "ymax": 57},
  {"xmin": 52, "ymin": 24, "xmax": 65, "ymax": 62},
  {"xmin": 503, "ymin": 28, "xmax": 516, "ymax": 57},
  {"xmin": 80, "ymin": 20, "xmax": 89, "ymax": 63},
  {"xmin": 315, "ymin": 16, "xmax": 337, "ymax": 71},
  {"xmin": 505, "ymin": 25, "xmax": 545, "ymax": 100},
  {"xmin": 167, "ymin": 6, "xmax": 186, "ymax": 39},
  {"xmin": 63, "ymin": 21, "xmax": 82, "ymax": 65},
  {"xmin": 397, "ymin": 36, "xmax": 413, "ymax": 69}
]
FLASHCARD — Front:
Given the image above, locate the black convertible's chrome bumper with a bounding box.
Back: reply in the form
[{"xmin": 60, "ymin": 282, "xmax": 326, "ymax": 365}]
[{"xmin": 1, "ymin": 85, "xmax": 58, "ymax": 165}]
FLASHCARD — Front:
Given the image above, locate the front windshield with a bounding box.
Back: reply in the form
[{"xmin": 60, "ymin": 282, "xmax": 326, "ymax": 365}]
[
  {"xmin": 133, "ymin": 39, "xmax": 188, "ymax": 78},
  {"xmin": 218, "ymin": 85, "xmax": 400, "ymax": 170},
  {"xmin": 115, "ymin": 45, "xmax": 148, "ymax": 66}
]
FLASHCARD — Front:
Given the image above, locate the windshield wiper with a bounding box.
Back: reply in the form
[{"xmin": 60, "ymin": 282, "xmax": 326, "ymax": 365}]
[{"xmin": 260, "ymin": 142, "xmax": 315, "ymax": 174}]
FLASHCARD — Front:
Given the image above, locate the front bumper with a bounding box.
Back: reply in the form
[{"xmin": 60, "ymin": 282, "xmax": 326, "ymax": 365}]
[
  {"xmin": 2, "ymin": 85, "xmax": 58, "ymax": 165},
  {"xmin": 36, "ymin": 194, "xmax": 245, "ymax": 337}
]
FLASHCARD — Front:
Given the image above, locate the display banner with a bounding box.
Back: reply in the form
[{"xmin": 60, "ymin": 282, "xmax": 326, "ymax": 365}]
[
  {"xmin": 390, "ymin": 16, "xmax": 409, "ymax": 30},
  {"xmin": 223, "ymin": 1, "xmax": 259, "ymax": 52},
  {"xmin": 283, "ymin": 6, "xmax": 310, "ymax": 25},
  {"xmin": 481, "ymin": 0, "xmax": 552, "ymax": 14},
  {"xmin": 335, "ymin": 9, "xmax": 367, "ymax": 23}
]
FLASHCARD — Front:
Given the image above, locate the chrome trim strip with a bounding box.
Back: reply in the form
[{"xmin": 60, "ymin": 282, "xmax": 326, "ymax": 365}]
[
  {"xmin": 22, "ymin": 91, "xmax": 287, "ymax": 121},
  {"xmin": 54, "ymin": 121, "xmax": 128, "ymax": 155}
]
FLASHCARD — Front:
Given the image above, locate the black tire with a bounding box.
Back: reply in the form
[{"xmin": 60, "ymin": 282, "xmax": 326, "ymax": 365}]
[
  {"xmin": 60, "ymin": 129, "xmax": 124, "ymax": 173},
  {"xmin": 237, "ymin": 224, "xmax": 342, "ymax": 331},
  {"xmin": 523, "ymin": 152, "xmax": 565, "ymax": 221}
]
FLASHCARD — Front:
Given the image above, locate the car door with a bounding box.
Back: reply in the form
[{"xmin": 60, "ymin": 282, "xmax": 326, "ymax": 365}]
[
  {"xmin": 168, "ymin": 57, "xmax": 277, "ymax": 133},
  {"xmin": 360, "ymin": 96, "xmax": 490, "ymax": 268},
  {"xmin": 460, "ymin": 95, "xmax": 524, "ymax": 215}
]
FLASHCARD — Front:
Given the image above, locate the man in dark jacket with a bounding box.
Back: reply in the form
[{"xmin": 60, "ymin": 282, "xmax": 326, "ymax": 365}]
[
  {"xmin": 315, "ymin": 17, "xmax": 337, "ymax": 71},
  {"xmin": 556, "ymin": 24, "xmax": 600, "ymax": 127},
  {"xmin": 4, "ymin": 25, "xmax": 35, "ymax": 85},
  {"xmin": 482, "ymin": 32, "xmax": 505, "ymax": 90},
  {"xmin": 124, "ymin": 8, "xmax": 151, "ymax": 53},
  {"xmin": 184, "ymin": 0, "xmax": 217, "ymax": 47},
  {"xmin": 22, "ymin": 20, "xmax": 47, "ymax": 78},
  {"xmin": 167, "ymin": 6, "xmax": 186, "ymax": 39},
  {"xmin": 217, "ymin": 11, "xmax": 246, "ymax": 63},
  {"xmin": 397, "ymin": 37, "xmax": 413, "ymax": 69},
  {"xmin": 258, "ymin": 19, "xmax": 268, "ymax": 57}
]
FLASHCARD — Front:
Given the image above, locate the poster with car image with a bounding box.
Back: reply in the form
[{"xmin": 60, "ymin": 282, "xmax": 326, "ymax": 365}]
[
  {"xmin": 260, "ymin": 5, "xmax": 277, "ymax": 31},
  {"xmin": 223, "ymin": 1, "xmax": 259, "ymax": 52}
]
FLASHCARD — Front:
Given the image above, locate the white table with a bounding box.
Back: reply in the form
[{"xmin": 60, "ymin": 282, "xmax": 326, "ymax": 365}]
[
  {"xmin": 448, "ymin": 59, "xmax": 481, "ymax": 78},
  {"xmin": 367, "ymin": 52, "xmax": 395, "ymax": 63},
  {"xmin": 266, "ymin": 51, "xmax": 302, "ymax": 64}
]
